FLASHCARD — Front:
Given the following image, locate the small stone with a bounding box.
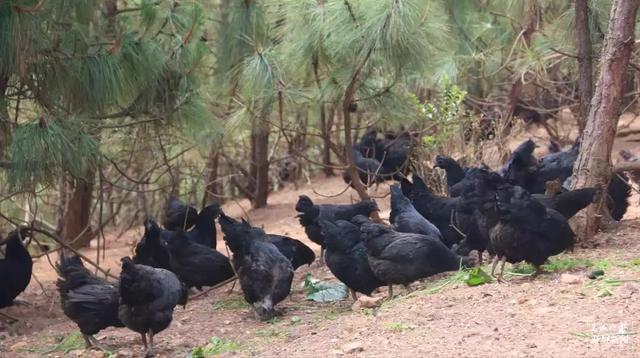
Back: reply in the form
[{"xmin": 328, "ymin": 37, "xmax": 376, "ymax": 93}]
[
  {"xmin": 342, "ymin": 342, "xmax": 364, "ymax": 354},
  {"xmin": 618, "ymin": 282, "xmax": 638, "ymax": 298},
  {"xmin": 527, "ymin": 343, "xmax": 537, "ymax": 348},
  {"xmin": 351, "ymin": 296, "xmax": 383, "ymax": 310},
  {"xmin": 223, "ymin": 320, "xmax": 231, "ymax": 325},
  {"xmin": 517, "ymin": 297, "xmax": 528, "ymax": 304},
  {"xmin": 68, "ymin": 349, "xmax": 85, "ymax": 357},
  {"xmin": 116, "ymin": 349, "xmax": 134, "ymax": 357},
  {"xmin": 560, "ymin": 273, "xmax": 581, "ymax": 284}
]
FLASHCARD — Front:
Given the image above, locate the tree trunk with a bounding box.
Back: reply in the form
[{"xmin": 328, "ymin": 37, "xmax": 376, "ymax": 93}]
[
  {"xmin": 571, "ymin": 0, "xmax": 639, "ymax": 242},
  {"xmin": 319, "ymin": 103, "xmax": 335, "ymax": 177},
  {"xmin": 55, "ymin": 176, "xmax": 68, "ymax": 235},
  {"xmin": 574, "ymin": 0, "xmax": 593, "ymax": 133},
  {"xmin": 202, "ymin": 144, "xmax": 221, "ymax": 207},
  {"xmin": 252, "ymin": 116, "xmax": 270, "ymax": 208},
  {"xmin": 0, "ymin": 75, "xmax": 10, "ymax": 161},
  {"xmin": 342, "ymin": 48, "xmax": 381, "ymax": 222},
  {"xmin": 61, "ymin": 175, "xmax": 95, "ymax": 249}
]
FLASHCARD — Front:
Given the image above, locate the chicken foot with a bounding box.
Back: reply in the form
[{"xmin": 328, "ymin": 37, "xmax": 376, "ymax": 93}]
[
  {"xmin": 83, "ymin": 334, "xmax": 109, "ymax": 352},
  {"xmin": 490, "ymin": 256, "xmax": 507, "ymax": 282}
]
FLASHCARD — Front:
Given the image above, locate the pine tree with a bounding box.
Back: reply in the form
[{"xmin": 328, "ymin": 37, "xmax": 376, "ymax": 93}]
[{"xmin": 0, "ymin": 1, "xmax": 209, "ymax": 247}]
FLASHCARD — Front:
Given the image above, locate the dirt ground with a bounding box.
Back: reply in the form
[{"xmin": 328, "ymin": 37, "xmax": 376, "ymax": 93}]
[{"xmin": 1, "ymin": 116, "xmax": 640, "ymax": 357}]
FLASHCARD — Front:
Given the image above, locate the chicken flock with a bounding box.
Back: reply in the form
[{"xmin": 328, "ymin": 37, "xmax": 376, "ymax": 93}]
[{"xmin": 0, "ymin": 130, "xmax": 637, "ymax": 357}]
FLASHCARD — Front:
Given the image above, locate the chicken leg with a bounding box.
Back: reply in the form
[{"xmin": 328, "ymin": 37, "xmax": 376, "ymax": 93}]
[
  {"xmin": 351, "ymin": 289, "xmax": 358, "ymax": 302},
  {"xmin": 387, "ymin": 285, "xmax": 394, "ymax": 299},
  {"xmin": 495, "ymin": 256, "xmax": 507, "ymax": 283},
  {"xmin": 490, "ymin": 256, "xmax": 500, "ymax": 277},
  {"xmin": 83, "ymin": 334, "xmax": 108, "ymax": 352},
  {"xmin": 141, "ymin": 333, "xmax": 148, "ymax": 354},
  {"xmin": 145, "ymin": 330, "xmax": 155, "ymax": 358}
]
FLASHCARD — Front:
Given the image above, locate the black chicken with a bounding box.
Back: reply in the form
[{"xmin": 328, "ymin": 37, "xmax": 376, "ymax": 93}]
[
  {"xmin": 532, "ymin": 187, "xmax": 598, "ymax": 219},
  {"xmin": 220, "ymin": 214, "xmax": 294, "ymax": 320},
  {"xmin": 0, "ymin": 228, "xmax": 32, "ymax": 309},
  {"xmin": 342, "ymin": 150, "xmax": 387, "ymax": 187},
  {"xmin": 319, "ymin": 220, "xmax": 384, "ymax": 301},
  {"xmin": 263, "ymin": 233, "xmax": 315, "ymax": 270},
  {"xmin": 389, "ymin": 184, "xmax": 441, "ymax": 240},
  {"xmin": 218, "ymin": 214, "xmax": 315, "ymax": 270},
  {"xmin": 471, "ymin": 172, "xmax": 575, "ymax": 280},
  {"xmin": 399, "ymin": 176, "xmax": 471, "ymax": 247},
  {"xmin": 501, "ymin": 139, "xmax": 539, "ymax": 188},
  {"xmin": 165, "ymin": 230, "xmax": 235, "ymax": 290},
  {"xmin": 57, "ymin": 255, "xmax": 123, "ymax": 349},
  {"xmin": 354, "ymin": 128, "xmax": 383, "ymax": 159},
  {"xmin": 434, "ymin": 155, "xmax": 467, "ymax": 189},
  {"xmin": 295, "ymin": 195, "xmax": 379, "ymax": 261},
  {"xmin": 118, "ymin": 257, "xmax": 188, "ymax": 357},
  {"xmin": 133, "ymin": 219, "xmax": 172, "ymax": 271},
  {"xmin": 506, "ymin": 139, "xmax": 630, "ymax": 220},
  {"xmin": 359, "ymin": 220, "xmax": 472, "ymax": 297},
  {"xmin": 434, "ymin": 155, "xmax": 485, "ymax": 197},
  {"xmin": 619, "ymin": 149, "xmax": 640, "ymax": 187},
  {"xmin": 175, "ymin": 203, "xmax": 220, "ymax": 249},
  {"xmin": 378, "ymin": 131, "xmax": 415, "ymax": 179},
  {"xmin": 162, "ymin": 197, "xmax": 198, "ymax": 231}
]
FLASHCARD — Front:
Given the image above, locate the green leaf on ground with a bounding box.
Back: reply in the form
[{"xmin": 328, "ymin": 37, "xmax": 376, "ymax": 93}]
[{"xmin": 465, "ymin": 267, "xmax": 492, "ymax": 286}]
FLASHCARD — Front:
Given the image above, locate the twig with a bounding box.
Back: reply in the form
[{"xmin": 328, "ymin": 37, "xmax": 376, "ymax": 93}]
[
  {"xmin": 0, "ymin": 311, "xmax": 18, "ymax": 322},
  {"xmin": 0, "ymin": 219, "xmax": 118, "ymax": 280},
  {"xmin": 313, "ymin": 183, "xmax": 352, "ymax": 198},
  {"xmin": 449, "ymin": 210, "xmax": 467, "ymax": 238},
  {"xmin": 189, "ymin": 276, "xmax": 237, "ymax": 300}
]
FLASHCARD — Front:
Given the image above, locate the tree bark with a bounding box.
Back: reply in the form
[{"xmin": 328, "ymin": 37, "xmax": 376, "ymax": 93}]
[
  {"xmin": 252, "ymin": 116, "xmax": 270, "ymax": 208},
  {"xmin": 342, "ymin": 48, "xmax": 381, "ymax": 222},
  {"xmin": 61, "ymin": 175, "xmax": 95, "ymax": 249},
  {"xmin": 319, "ymin": 103, "xmax": 335, "ymax": 177},
  {"xmin": 0, "ymin": 75, "xmax": 11, "ymax": 161},
  {"xmin": 571, "ymin": 0, "xmax": 639, "ymax": 242},
  {"xmin": 574, "ymin": 0, "xmax": 593, "ymax": 133},
  {"xmin": 202, "ymin": 144, "xmax": 221, "ymax": 207},
  {"xmin": 55, "ymin": 176, "xmax": 68, "ymax": 235}
]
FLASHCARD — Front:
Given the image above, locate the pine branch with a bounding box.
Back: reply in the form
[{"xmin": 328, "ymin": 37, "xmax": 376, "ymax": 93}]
[
  {"xmin": 12, "ymin": 0, "xmax": 45, "ymax": 13},
  {"xmin": 615, "ymin": 161, "xmax": 640, "ymax": 173},
  {"xmin": 116, "ymin": 2, "xmax": 161, "ymax": 15}
]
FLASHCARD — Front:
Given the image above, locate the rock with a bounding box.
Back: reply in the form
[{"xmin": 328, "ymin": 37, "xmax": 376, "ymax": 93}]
[
  {"xmin": 588, "ymin": 270, "xmax": 605, "ymax": 279},
  {"xmin": 115, "ymin": 349, "xmax": 134, "ymax": 357},
  {"xmin": 342, "ymin": 342, "xmax": 364, "ymax": 354},
  {"xmin": 517, "ymin": 297, "xmax": 528, "ymax": 304},
  {"xmin": 618, "ymin": 282, "xmax": 638, "ymax": 299},
  {"xmin": 351, "ymin": 296, "xmax": 383, "ymax": 310},
  {"xmin": 560, "ymin": 273, "xmax": 581, "ymax": 284}
]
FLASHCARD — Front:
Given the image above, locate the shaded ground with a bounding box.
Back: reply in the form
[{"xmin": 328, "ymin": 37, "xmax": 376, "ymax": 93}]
[{"xmin": 2, "ymin": 117, "xmax": 640, "ymax": 357}]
